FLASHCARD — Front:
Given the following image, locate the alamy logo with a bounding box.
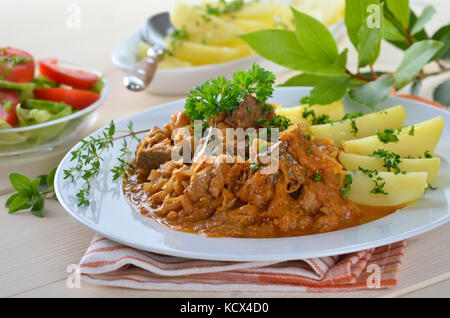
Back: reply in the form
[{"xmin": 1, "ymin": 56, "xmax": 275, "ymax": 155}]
[
  {"xmin": 170, "ymin": 121, "xmax": 281, "ymax": 174},
  {"xmin": 66, "ymin": 3, "xmax": 81, "ymax": 29}
]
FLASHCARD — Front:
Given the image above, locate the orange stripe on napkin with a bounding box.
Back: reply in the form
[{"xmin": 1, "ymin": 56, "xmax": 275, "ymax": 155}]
[{"xmin": 78, "ymin": 234, "xmax": 406, "ymax": 292}]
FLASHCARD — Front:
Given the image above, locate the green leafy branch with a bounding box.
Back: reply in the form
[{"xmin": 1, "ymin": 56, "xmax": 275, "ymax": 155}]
[
  {"xmin": 5, "ymin": 168, "xmax": 56, "ymax": 217},
  {"xmin": 5, "ymin": 122, "xmax": 149, "ymax": 216},
  {"xmin": 240, "ymin": 0, "xmax": 450, "ymax": 110}
]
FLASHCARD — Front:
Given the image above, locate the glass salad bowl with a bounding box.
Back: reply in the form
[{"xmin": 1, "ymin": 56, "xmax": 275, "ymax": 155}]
[{"xmin": 0, "ymin": 63, "xmax": 109, "ymax": 157}]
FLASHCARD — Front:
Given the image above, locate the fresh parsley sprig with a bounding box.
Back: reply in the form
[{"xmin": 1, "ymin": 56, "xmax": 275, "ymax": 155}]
[{"xmin": 184, "ymin": 64, "xmax": 275, "ymax": 123}]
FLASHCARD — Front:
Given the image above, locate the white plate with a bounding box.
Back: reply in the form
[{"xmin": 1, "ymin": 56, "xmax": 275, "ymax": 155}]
[
  {"xmin": 55, "ymin": 87, "xmax": 450, "ymax": 262},
  {"xmin": 111, "ymin": 21, "xmax": 345, "ymax": 96}
]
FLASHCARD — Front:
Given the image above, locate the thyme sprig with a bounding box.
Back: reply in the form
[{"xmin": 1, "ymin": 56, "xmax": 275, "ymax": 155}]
[{"xmin": 63, "ymin": 121, "xmax": 148, "ymax": 207}]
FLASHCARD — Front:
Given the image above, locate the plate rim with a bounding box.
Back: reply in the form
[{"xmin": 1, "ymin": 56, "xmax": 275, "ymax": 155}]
[{"xmin": 54, "ymin": 87, "xmax": 450, "ymax": 261}]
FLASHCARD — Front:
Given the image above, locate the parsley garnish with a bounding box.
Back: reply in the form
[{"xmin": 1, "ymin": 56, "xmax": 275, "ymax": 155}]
[
  {"xmin": 256, "ymin": 114, "xmax": 291, "ymax": 132},
  {"xmin": 409, "ymin": 125, "xmax": 415, "ymax": 136},
  {"xmin": 184, "ymin": 64, "xmax": 275, "ymax": 123},
  {"xmin": 372, "ymin": 149, "xmax": 405, "ymax": 175},
  {"xmin": 424, "ymin": 150, "xmax": 433, "ymax": 158},
  {"xmin": 204, "ymin": 0, "xmax": 244, "ymax": 16},
  {"xmin": 340, "ymin": 174, "xmax": 353, "ymax": 199},
  {"xmin": 249, "ymin": 163, "xmax": 260, "ymax": 171},
  {"xmin": 358, "ymin": 167, "xmax": 388, "ymax": 195},
  {"xmin": 301, "ymin": 107, "xmax": 331, "ymax": 125},
  {"xmin": 376, "ymin": 128, "xmax": 399, "ymax": 144},
  {"xmin": 306, "ymin": 148, "xmax": 314, "ymax": 154},
  {"xmin": 313, "ymin": 172, "xmax": 322, "ymax": 182}
]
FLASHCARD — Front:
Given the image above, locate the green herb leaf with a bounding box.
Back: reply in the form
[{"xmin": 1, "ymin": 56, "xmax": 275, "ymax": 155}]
[
  {"xmin": 431, "ymin": 25, "xmax": 450, "ymax": 60},
  {"xmin": 348, "ymin": 76, "xmax": 395, "ymax": 111},
  {"xmin": 357, "ymin": 25, "xmax": 382, "ymax": 67},
  {"xmin": 410, "ymin": 80, "xmax": 422, "ymax": 95},
  {"xmin": 280, "ymin": 73, "xmax": 331, "ymax": 87},
  {"xmin": 309, "ymin": 77, "xmax": 351, "ymax": 105},
  {"xmin": 313, "ymin": 173, "xmax": 322, "ymax": 182},
  {"xmin": 340, "ymin": 174, "xmax": 353, "ymax": 199},
  {"xmin": 376, "ymin": 128, "xmax": 399, "ymax": 143},
  {"xmin": 31, "ymin": 195, "xmax": 45, "ymax": 217},
  {"xmin": 291, "ymin": 7, "xmax": 339, "ymax": 64},
  {"xmin": 385, "ymin": 0, "xmax": 410, "ymax": 29},
  {"xmin": 8, "ymin": 194, "xmax": 31, "ymax": 213},
  {"xmin": 345, "ymin": 0, "xmax": 380, "ymax": 50},
  {"xmin": 8, "ymin": 173, "xmax": 31, "ymax": 193},
  {"xmin": 394, "ymin": 40, "xmax": 443, "ymax": 89},
  {"xmin": 240, "ymin": 30, "xmax": 348, "ymax": 77},
  {"xmin": 433, "ymin": 79, "xmax": 450, "ymax": 107},
  {"xmin": 410, "ymin": 5, "xmax": 436, "ymax": 35}
]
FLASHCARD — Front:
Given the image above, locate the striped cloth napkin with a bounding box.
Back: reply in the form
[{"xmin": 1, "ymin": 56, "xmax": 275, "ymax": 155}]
[{"xmin": 79, "ymin": 234, "xmax": 406, "ymax": 292}]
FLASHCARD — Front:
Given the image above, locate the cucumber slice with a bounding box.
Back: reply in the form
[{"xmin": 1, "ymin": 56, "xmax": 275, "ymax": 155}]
[
  {"xmin": 22, "ymin": 99, "xmax": 71, "ymax": 114},
  {"xmin": 0, "ymin": 80, "xmax": 36, "ymax": 91}
]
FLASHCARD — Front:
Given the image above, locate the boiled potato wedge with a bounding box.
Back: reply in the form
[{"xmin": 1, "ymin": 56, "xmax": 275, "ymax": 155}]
[
  {"xmin": 276, "ymin": 100, "xmax": 345, "ymax": 125},
  {"xmin": 171, "ymin": 3, "xmax": 243, "ymax": 46},
  {"xmin": 347, "ymin": 171, "xmax": 428, "ymax": 206},
  {"xmin": 310, "ymin": 105, "xmax": 407, "ymax": 147},
  {"xmin": 339, "ymin": 152, "xmax": 440, "ymax": 184},
  {"xmin": 168, "ymin": 41, "xmax": 243, "ymax": 65},
  {"xmin": 230, "ymin": 19, "xmax": 267, "ymax": 33},
  {"xmin": 342, "ymin": 117, "xmax": 444, "ymax": 157}
]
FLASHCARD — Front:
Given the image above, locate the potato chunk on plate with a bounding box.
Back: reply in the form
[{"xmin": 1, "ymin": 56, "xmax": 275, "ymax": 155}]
[
  {"xmin": 276, "ymin": 100, "xmax": 344, "ymax": 125},
  {"xmin": 168, "ymin": 41, "xmax": 244, "ymax": 65},
  {"xmin": 339, "ymin": 152, "xmax": 440, "ymax": 184},
  {"xmin": 171, "ymin": 3, "xmax": 244, "ymax": 46},
  {"xmin": 310, "ymin": 105, "xmax": 407, "ymax": 147},
  {"xmin": 347, "ymin": 171, "xmax": 428, "ymax": 206},
  {"xmin": 342, "ymin": 117, "xmax": 444, "ymax": 157}
]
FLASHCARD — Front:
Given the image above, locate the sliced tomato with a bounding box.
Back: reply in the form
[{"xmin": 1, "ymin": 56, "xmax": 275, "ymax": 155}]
[
  {"xmin": 0, "ymin": 89, "xmax": 20, "ymax": 126},
  {"xmin": 38, "ymin": 60, "xmax": 99, "ymax": 90},
  {"xmin": 0, "ymin": 47, "xmax": 35, "ymax": 83},
  {"xmin": 33, "ymin": 88, "xmax": 100, "ymax": 110}
]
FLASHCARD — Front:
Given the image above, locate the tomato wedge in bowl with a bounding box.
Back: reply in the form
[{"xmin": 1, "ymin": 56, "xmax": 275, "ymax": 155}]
[{"xmin": 0, "ymin": 61, "xmax": 109, "ymax": 157}]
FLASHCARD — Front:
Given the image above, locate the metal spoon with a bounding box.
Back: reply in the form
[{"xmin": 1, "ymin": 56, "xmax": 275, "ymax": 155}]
[{"xmin": 123, "ymin": 12, "xmax": 173, "ymax": 92}]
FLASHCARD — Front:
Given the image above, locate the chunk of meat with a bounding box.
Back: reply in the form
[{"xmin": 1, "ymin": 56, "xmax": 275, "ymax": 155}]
[
  {"xmin": 224, "ymin": 95, "xmax": 274, "ymax": 129},
  {"xmin": 135, "ymin": 127, "xmax": 172, "ymax": 170}
]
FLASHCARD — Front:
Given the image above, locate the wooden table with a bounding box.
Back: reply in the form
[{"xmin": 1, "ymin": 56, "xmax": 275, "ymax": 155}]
[{"xmin": 1, "ymin": 0, "xmax": 449, "ymax": 298}]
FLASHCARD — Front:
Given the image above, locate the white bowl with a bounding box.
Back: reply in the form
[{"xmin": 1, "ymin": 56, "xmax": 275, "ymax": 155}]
[{"xmin": 111, "ymin": 21, "xmax": 345, "ymax": 96}]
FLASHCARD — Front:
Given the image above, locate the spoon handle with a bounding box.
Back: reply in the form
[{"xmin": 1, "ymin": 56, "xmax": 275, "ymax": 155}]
[{"xmin": 123, "ymin": 47, "xmax": 161, "ymax": 92}]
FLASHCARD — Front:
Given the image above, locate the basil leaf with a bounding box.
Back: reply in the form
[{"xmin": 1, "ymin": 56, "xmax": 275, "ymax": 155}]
[
  {"xmin": 47, "ymin": 167, "xmax": 57, "ymax": 188},
  {"xmin": 433, "ymin": 79, "xmax": 450, "ymax": 107},
  {"xmin": 240, "ymin": 30, "xmax": 348, "ymax": 77},
  {"xmin": 8, "ymin": 195, "xmax": 31, "ymax": 214},
  {"xmin": 345, "ymin": 0, "xmax": 380, "ymax": 49},
  {"xmin": 431, "ymin": 25, "xmax": 450, "ymax": 60},
  {"xmin": 394, "ymin": 40, "xmax": 444, "ymax": 89},
  {"xmin": 385, "ymin": 0, "xmax": 410, "ymax": 29},
  {"xmin": 291, "ymin": 7, "xmax": 338, "ymax": 64},
  {"xmin": 5, "ymin": 193, "xmax": 20, "ymax": 208},
  {"xmin": 410, "ymin": 5, "xmax": 436, "ymax": 35},
  {"xmin": 309, "ymin": 77, "xmax": 351, "ymax": 105},
  {"xmin": 31, "ymin": 195, "xmax": 45, "ymax": 218},
  {"xmin": 357, "ymin": 25, "xmax": 382, "ymax": 67},
  {"xmin": 348, "ymin": 76, "xmax": 395, "ymax": 111},
  {"xmin": 9, "ymin": 173, "xmax": 31, "ymax": 193},
  {"xmin": 280, "ymin": 73, "xmax": 331, "ymax": 87}
]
